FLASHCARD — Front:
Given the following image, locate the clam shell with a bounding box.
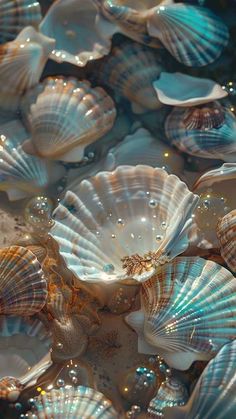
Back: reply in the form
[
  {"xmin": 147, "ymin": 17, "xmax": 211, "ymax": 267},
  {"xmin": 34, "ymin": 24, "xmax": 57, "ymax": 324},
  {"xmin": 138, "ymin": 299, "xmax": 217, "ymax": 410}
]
[
  {"xmin": 0, "ymin": 245, "xmax": 47, "ymax": 315},
  {"xmin": 51, "ymin": 165, "xmax": 199, "ymax": 283},
  {"xmin": 0, "ymin": 26, "xmax": 55, "ymax": 113},
  {"xmin": 164, "ymin": 340, "xmax": 236, "ymax": 419},
  {"xmin": 193, "ymin": 162, "xmax": 236, "ymax": 191},
  {"xmin": 182, "ymin": 103, "xmax": 225, "ymax": 131},
  {"xmin": 125, "ymin": 256, "xmax": 236, "ymax": 370},
  {"xmin": 27, "ymin": 386, "xmax": 119, "ymax": 418},
  {"xmin": 217, "ymin": 210, "xmax": 236, "ymax": 273},
  {"xmin": 147, "ymin": 4, "xmax": 229, "ymax": 67},
  {"xmin": 98, "ymin": 41, "xmax": 163, "ymax": 113},
  {"xmin": 0, "ymin": 0, "xmax": 42, "ymax": 44},
  {"xmin": 148, "ymin": 377, "xmax": 189, "ymax": 418},
  {"xmin": 165, "ymin": 106, "xmax": 236, "ymax": 161},
  {"xmin": 0, "ymin": 120, "xmax": 63, "ymax": 200},
  {"xmin": 0, "ymin": 315, "xmax": 52, "ymax": 398},
  {"xmin": 22, "ymin": 77, "xmax": 117, "ymax": 161}
]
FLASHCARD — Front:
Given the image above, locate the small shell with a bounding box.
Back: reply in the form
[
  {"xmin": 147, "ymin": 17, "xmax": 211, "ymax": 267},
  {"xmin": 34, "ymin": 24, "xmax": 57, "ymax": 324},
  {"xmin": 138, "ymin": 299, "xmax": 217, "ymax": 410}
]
[
  {"xmin": 22, "ymin": 77, "xmax": 117, "ymax": 161},
  {"xmin": 148, "ymin": 377, "xmax": 189, "ymax": 418},
  {"xmin": 0, "ymin": 245, "xmax": 47, "ymax": 315},
  {"xmin": 164, "ymin": 340, "xmax": 236, "ymax": 419},
  {"xmin": 217, "ymin": 210, "xmax": 236, "ymax": 273},
  {"xmin": 0, "ymin": 26, "xmax": 55, "ymax": 113},
  {"xmin": 98, "ymin": 41, "xmax": 163, "ymax": 113},
  {"xmin": 0, "ymin": 0, "xmax": 42, "ymax": 44},
  {"xmin": 147, "ymin": 4, "xmax": 229, "ymax": 67},
  {"xmin": 165, "ymin": 105, "xmax": 236, "ymax": 161},
  {"xmin": 40, "ymin": 0, "xmax": 113, "ymax": 66},
  {"xmin": 26, "ymin": 386, "xmax": 119, "ymax": 418},
  {"xmin": 125, "ymin": 256, "xmax": 236, "ymax": 370},
  {"xmin": 51, "ymin": 165, "xmax": 199, "ymax": 283},
  {"xmin": 0, "ymin": 377, "xmax": 23, "ymax": 402},
  {"xmin": 153, "ymin": 72, "xmax": 228, "ymax": 107}
]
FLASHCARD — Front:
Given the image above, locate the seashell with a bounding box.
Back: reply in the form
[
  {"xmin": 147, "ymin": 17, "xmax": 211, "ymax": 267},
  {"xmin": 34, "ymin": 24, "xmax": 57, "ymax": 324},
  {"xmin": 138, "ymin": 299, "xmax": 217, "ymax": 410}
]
[
  {"xmin": 0, "ymin": 245, "xmax": 47, "ymax": 316},
  {"xmin": 153, "ymin": 72, "xmax": 228, "ymax": 107},
  {"xmin": 164, "ymin": 340, "xmax": 236, "ymax": 419},
  {"xmin": 0, "ymin": 26, "xmax": 55, "ymax": 113},
  {"xmin": 98, "ymin": 41, "xmax": 163, "ymax": 113},
  {"xmin": 125, "ymin": 256, "xmax": 236, "ymax": 370},
  {"xmin": 0, "ymin": 120, "xmax": 64, "ymax": 200},
  {"xmin": 51, "ymin": 165, "xmax": 199, "ymax": 283},
  {"xmin": 192, "ymin": 162, "xmax": 236, "ymax": 191},
  {"xmin": 26, "ymin": 385, "xmax": 119, "ymax": 418},
  {"xmin": 25, "ymin": 244, "xmax": 48, "ymax": 264},
  {"xmin": 0, "ymin": 315, "xmax": 52, "ymax": 400},
  {"xmin": 147, "ymin": 3, "xmax": 229, "ymax": 67},
  {"xmin": 40, "ymin": 0, "xmax": 114, "ymax": 66},
  {"xmin": 217, "ymin": 210, "xmax": 236, "ymax": 273},
  {"xmin": 0, "ymin": 0, "xmax": 42, "ymax": 44},
  {"xmin": 22, "ymin": 77, "xmax": 117, "ymax": 161},
  {"xmin": 182, "ymin": 103, "xmax": 225, "ymax": 131},
  {"xmin": 148, "ymin": 377, "xmax": 189, "ymax": 418},
  {"xmin": 165, "ymin": 105, "xmax": 236, "ymax": 161}
]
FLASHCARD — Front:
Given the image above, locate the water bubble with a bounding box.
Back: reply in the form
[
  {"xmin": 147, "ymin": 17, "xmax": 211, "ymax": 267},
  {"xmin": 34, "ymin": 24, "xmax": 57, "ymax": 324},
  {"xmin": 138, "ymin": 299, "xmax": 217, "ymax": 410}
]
[
  {"xmin": 69, "ymin": 369, "xmax": 78, "ymax": 378},
  {"xmin": 56, "ymin": 378, "xmax": 65, "ymax": 388},
  {"xmin": 71, "ymin": 376, "xmax": 78, "ymax": 384},
  {"xmin": 111, "ymin": 234, "xmax": 116, "ymax": 239},
  {"xmin": 203, "ymin": 199, "xmax": 210, "ymax": 210},
  {"xmin": 56, "ymin": 342, "xmax": 63, "ymax": 350},
  {"xmin": 103, "ymin": 264, "xmax": 115, "ymax": 273},
  {"xmin": 131, "ymin": 233, "xmax": 135, "ymax": 239},
  {"xmin": 161, "ymin": 221, "xmax": 167, "ymax": 230},
  {"xmin": 117, "ymin": 218, "xmax": 125, "ymax": 227},
  {"xmin": 156, "ymin": 235, "xmax": 163, "ymax": 241},
  {"xmin": 138, "ymin": 235, "xmax": 142, "ymax": 240},
  {"xmin": 149, "ymin": 199, "xmax": 158, "ymax": 208}
]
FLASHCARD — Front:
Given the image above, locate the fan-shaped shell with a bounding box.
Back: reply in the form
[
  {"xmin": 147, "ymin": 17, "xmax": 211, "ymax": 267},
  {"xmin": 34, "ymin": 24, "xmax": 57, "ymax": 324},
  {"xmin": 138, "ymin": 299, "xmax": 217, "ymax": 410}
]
[
  {"xmin": 125, "ymin": 256, "xmax": 236, "ymax": 370},
  {"xmin": 0, "ymin": 315, "xmax": 52, "ymax": 399},
  {"xmin": 217, "ymin": 210, "xmax": 236, "ymax": 273},
  {"xmin": 27, "ymin": 385, "xmax": 119, "ymax": 418},
  {"xmin": 0, "ymin": 26, "xmax": 55, "ymax": 113},
  {"xmin": 164, "ymin": 340, "xmax": 236, "ymax": 419},
  {"xmin": 165, "ymin": 106, "xmax": 236, "ymax": 161},
  {"xmin": 98, "ymin": 42, "xmax": 163, "ymax": 113},
  {"xmin": 51, "ymin": 165, "xmax": 199, "ymax": 283},
  {"xmin": 0, "ymin": 120, "xmax": 63, "ymax": 200},
  {"xmin": 22, "ymin": 77, "xmax": 117, "ymax": 161},
  {"xmin": 0, "ymin": 0, "xmax": 42, "ymax": 44},
  {"xmin": 147, "ymin": 4, "xmax": 229, "ymax": 67},
  {"xmin": 0, "ymin": 245, "xmax": 47, "ymax": 315},
  {"xmin": 148, "ymin": 377, "xmax": 189, "ymax": 417}
]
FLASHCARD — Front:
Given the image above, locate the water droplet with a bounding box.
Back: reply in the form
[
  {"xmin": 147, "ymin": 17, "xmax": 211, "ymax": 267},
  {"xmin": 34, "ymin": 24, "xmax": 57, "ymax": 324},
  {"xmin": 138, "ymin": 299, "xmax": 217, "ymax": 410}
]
[
  {"xmin": 138, "ymin": 235, "xmax": 142, "ymax": 240},
  {"xmin": 156, "ymin": 235, "xmax": 163, "ymax": 241},
  {"xmin": 56, "ymin": 342, "xmax": 63, "ymax": 350},
  {"xmin": 69, "ymin": 369, "xmax": 78, "ymax": 378},
  {"xmin": 131, "ymin": 233, "xmax": 135, "ymax": 239},
  {"xmin": 149, "ymin": 199, "xmax": 158, "ymax": 208},
  {"xmin": 103, "ymin": 264, "xmax": 115, "ymax": 273},
  {"xmin": 56, "ymin": 379, "xmax": 65, "ymax": 388},
  {"xmin": 161, "ymin": 221, "xmax": 167, "ymax": 230},
  {"xmin": 111, "ymin": 234, "xmax": 116, "ymax": 239},
  {"xmin": 71, "ymin": 376, "xmax": 78, "ymax": 384},
  {"xmin": 203, "ymin": 199, "xmax": 210, "ymax": 210},
  {"xmin": 96, "ymin": 231, "xmax": 100, "ymax": 236},
  {"xmin": 117, "ymin": 218, "xmax": 125, "ymax": 227}
]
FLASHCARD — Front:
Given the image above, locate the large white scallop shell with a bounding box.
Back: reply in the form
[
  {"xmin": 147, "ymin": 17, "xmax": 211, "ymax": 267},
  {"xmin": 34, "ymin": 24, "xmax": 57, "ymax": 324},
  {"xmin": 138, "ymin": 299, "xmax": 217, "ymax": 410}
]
[
  {"xmin": 0, "ymin": 26, "xmax": 55, "ymax": 113},
  {"xmin": 125, "ymin": 256, "xmax": 236, "ymax": 370},
  {"xmin": 22, "ymin": 77, "xmax": 117, "ymax": 161},
  {"xmin": 147, "ymin": 3, "xmax": 229, "ymax": 67},
  {"xmin": 26, "ymin": 386, "xmax": 119, "ymax": 418},
  {"xmin": 217, "ymin": 210, "xmax": 236, "ymax": 273},
  {"xmin": 51, "ymin": 165, "xmax": 199, "ymax": 283},
  {"xmin": 0, "ymin": 0, "xmax": 42, "ymax": 44},
  {"xmin": 164, "ymin": 340, "xmax": 236, "ymax": 419},
  {"xmin": 0, "ymin": 245, "xmax": 47, "ymax": 316},
  {"xmin": 0, "ymin": 120, "xmax": 63, "ymax": 200}
]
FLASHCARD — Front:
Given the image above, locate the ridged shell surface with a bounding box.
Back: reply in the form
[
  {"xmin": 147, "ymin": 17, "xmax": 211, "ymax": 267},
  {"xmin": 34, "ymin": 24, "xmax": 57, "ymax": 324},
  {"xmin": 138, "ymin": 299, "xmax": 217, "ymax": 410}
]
[
  {"xmin": 27, "ymin": 386, "xmax": 119, "ymax": 418},
  {"xmin": 147, "ymin": 4, "xmax": 229, "ymax": 67},
  {"xmin": 217, "ymin": 210, "xmax": 236, "ymax": 273},
  {"xmin": 23, "ymin": 77, "xmax": 116, "ymax": 161},
  {"xmin": 164, "ymin": 340, "xmax": 236, "ymax": 419},
  {"xmin": 0, "ymin": 0, "xmax": 42, "ymax": 44},
  {"xmin": 98, "ymin": 42, "xmax": 163, "ymax": 112},
  {"xmin": 165, "ymin": 106, "xmax": 236, "ymax": 161},
  {"xmin": 0, "ymin": 246, "xmax": 47, "ymax": 315},
  {"xmin": 51, "ymin": 165, "xmax": 199, "ymax": 283},
  {"xmin": 125, "ymin": 257, "xmax": 236, "ymax": 370},
  {"xmin": 0, "ymin": 376, "xmax": 23, "ymax": 401}
]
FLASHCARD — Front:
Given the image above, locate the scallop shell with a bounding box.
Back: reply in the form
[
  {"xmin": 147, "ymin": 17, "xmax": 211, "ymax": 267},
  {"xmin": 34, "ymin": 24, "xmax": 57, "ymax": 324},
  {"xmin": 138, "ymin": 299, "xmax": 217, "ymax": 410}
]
[
  {"xmin": 98, "ymin": 41, "xmax": 163, "ymax": 113},
  {"xmin": 51, "ymin": 165, "xmax": 199, "ymax": 283},
  {"xmin": 148, "ymin": 377, "xmax": 189, "ymax": 418},
  {"xmin": 0, "ymin": 0, "xmax": 42, "ymax": 44},
  {"xmin": 217, "ymin": 210, "xmax": 236, "ymax": 273},
  {"xmin": 40, "ymin": 0, "xmax": 113, "ymax": 66},
  {"xmin": 164, "ymin": 340, "xmax": 236, "ymax": 419},
  {"xmin": 182, "ymin": 103, "xmax": 225, "ymax": 131},
  {"xmin": 0, "ymin": 120, "xmax": 63, "ymax": 201},
  {"xmin": 22, "ymin": 77, "xmax": 117, "ymax": 161},
  {"xmin": 0, "ymin": 315, "xmax": 52, "ymax": 400},
  {"xmin": 0, "ymin": 26, "xmax": 55, "ymax": 113},
  {"xmin": 27, "ymin": 386, "xmax": 119, "ymax": 418},
  {"xmin": 147, "ymin": 3, "xmax": 229, "ymax": 67},
  {"xmin": 0, "ymin": 245, "xmax": 47, "ymax": 315},
  {"xmin": 165, "ymin": 105, "xmax": 236, "ymax": 161},
  {"xmin": 125, "ymin": 256, "xmax": 236, "ymax": 370}
]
